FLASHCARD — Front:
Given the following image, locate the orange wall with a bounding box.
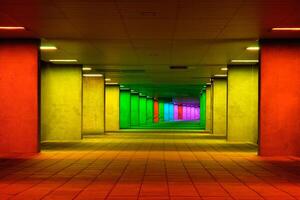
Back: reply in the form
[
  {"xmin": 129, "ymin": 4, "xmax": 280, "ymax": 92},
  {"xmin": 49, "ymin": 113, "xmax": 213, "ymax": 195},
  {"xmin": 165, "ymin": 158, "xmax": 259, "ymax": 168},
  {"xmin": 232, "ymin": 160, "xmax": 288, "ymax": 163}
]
[
  {"xmin": 260, "ymin": 40, "xmax": 300, "ymax": 156},
  {"xmin": 0, "ymin": 41, "xmax": 39, "ymax": 154}
]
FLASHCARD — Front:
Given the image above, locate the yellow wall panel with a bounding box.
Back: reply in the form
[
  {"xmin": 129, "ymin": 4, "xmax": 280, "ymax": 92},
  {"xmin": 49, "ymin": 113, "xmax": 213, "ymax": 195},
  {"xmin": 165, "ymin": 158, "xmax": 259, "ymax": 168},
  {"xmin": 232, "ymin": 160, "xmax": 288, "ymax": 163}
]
[
  {"xmin": 227, "ymin": 65, "xmax": 258, "ymax": 143},
  {"xmin": 205, "ymin": 85, "xmax": 212, "ymax": 131},
  {"xmin": 82, "ymin": 77, "xmax": 104, "ymax": 134},
  {"xmin": 41, "ymin": 65, "xmax": 82, "ymax": 141},
  {"xmin": 105, "ymin": 85, "xmax": 120, "ymax": 132},
  {"xmin": 212, "ymin": 79, "xmax": 227, "ymax": 135}
]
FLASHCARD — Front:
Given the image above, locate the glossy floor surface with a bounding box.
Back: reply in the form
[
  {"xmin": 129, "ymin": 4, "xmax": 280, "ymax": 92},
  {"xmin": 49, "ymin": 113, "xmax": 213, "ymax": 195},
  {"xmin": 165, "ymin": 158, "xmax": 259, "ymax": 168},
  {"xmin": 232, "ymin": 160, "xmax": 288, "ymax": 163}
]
[{"xmin": 1, "ymin": 133, "xmax": 300, "ymax": 200}]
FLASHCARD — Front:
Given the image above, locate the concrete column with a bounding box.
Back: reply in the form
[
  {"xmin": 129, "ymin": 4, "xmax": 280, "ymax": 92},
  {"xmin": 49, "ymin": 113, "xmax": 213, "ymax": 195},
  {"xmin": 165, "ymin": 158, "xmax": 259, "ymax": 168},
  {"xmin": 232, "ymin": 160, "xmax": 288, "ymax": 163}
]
[
  {"xmin": 200, "ymin": 90, "xmax": 206, "ymax": 126},
  {"xmin": 174, "ymin": 104, "xmax": 178, "ymax": 120},
  {"xmin": 41, "ymin": 64, "xmax": 82, "ymax": 141},
  {"xmin": 212, "ymin": 78, "xmax": 227, "ymax": 135},
  {"xmin": 260, "ymin": 40, "xmax": 300, "ymax": 156},
  {"xmin": 227, "ymin": 65, "xmax": 258, "ymax": 143},
  {"xmin": 205, "ymin": 85, "xmax": 212, "ymax": 131},
  {"xmin": 164, "ymin": 103, "xmax": 170, "ymax": 121},
  {"xmin": 82, "ymin": 76, "xmax": 105, "ymax": 135},
  {"xmin": 120, "ymin": 89, "xmax": 131, "ymax": 129},
  {"xmin": 130, "ymin": 93, "xmax": 139, "ymax": 127},
  {"xmin": 0, "ymin": 40, "xmax": 39, "ymax": 154},
  {"xmin": 139, "ymin": 96, "xmax": 147, "ymax": 125},
  {"xmin": 159, "ymin": 101, "xmax": 164, "ymax": 122},
  {"xmin": 154, "ymin": 100, "xmax": 159, "ymax": 123},
  {"xmin": 146, "ymin": 98, "xmax": 154, "ymax": 124},
  {"xmin": 105, "ymin": 85, "xmax": 120, "ymax": 132},
  {"xmin": 169, "ymin": 103, "xmax": 174, "ymax": 121}
]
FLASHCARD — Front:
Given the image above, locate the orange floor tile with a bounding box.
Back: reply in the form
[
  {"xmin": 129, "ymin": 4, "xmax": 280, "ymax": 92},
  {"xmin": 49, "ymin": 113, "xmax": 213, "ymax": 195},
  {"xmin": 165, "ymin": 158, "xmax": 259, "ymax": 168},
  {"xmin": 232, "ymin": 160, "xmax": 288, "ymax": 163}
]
[{"xmin": 0, "ymin": 133, "xmax": 300, "ymax": 200}]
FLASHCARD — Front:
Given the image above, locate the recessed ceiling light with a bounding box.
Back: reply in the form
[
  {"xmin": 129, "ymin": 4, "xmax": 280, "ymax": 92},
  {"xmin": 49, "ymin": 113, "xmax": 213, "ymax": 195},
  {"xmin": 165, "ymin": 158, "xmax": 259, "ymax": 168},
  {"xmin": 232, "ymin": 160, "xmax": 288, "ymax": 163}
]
[
  {"xmin": 120, "ymin": 85, "xmax": 125, "ymax": 88},
  {"xmin": 221, "ymin": 67, "xmax": 228, "ymax": 71},
  {"xmin": 105, "ymin": 82, "xmax": 118, "ymax": 85},
  {"xmin": 50, "ymin": 59, "xmax": 78, "ymax": 63},
  {"xmin": 83, "ymin": 74, "xmax": 103, "ymax": 77},
  {"xmin": 272, "ymin": 27, "xmax": 300, "ymax": 31},
  {"xmin": 0, "ymin": 26, "xmax": 25, "ymax": 30},
  {"xmin": 40, "ymin": 46, "xmax": 57, "ymax": 50},
  {"xmin": 206, "ymin": 82, "xmax": 211, "ymax": 85},
  {"xmin": 105, "ymin": 78, "xmax": 111, "ymax": 81},
  {"xmin": 82, "ymin": 67, "xmax": 92, "ymax": 71},
  {"xmin": 214, "ymin": 74, "xmax": 227, "ymax": 77},
  {"xmin": 246, "ymin": 46, "xmax": 260, "ymax": 51},
  {"xmin": 231, "ymin": 59, "xmax": 259, "ymax": 63},
  {"xmin": 131, "ymin": 90, "xmax": 135, "ymax": 92}
]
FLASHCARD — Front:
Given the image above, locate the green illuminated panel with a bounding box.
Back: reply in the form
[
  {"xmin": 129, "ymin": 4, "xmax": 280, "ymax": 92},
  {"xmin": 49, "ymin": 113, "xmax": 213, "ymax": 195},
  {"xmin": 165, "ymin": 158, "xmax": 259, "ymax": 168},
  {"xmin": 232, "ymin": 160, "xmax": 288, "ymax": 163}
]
[
  {"xmin": 120, "ymin": 90, "xmax": 131, "ymax": 128},
  {"xmin": 139, "ymin": 96, "xmax": 147, "ymax": 125},
  {"xmin": 131, "ymin": 93, "xmax": 139, "ymax": 126},
  {"xmin": 146, "ymin": 98, "xmax": 154, "ymax": 124},
  {"xmin": 159, "ymin": 101, "xmax": 164, "ymax": 122},
  {"xmin": 200, "ymin": 91, "xmax": 206, "ymax": 127}
]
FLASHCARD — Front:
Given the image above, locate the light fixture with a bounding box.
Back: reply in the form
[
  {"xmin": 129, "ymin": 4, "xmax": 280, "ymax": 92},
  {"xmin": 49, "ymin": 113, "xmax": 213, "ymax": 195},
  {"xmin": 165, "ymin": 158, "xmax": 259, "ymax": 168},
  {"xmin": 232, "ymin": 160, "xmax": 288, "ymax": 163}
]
[
  {"xmin": 272, "ymin": 27, "xmax": 300, "ymax": 31},
  {"xmin": 214, "ymin": 74, "xmax": 227, "ymax": 77},
  {"xmin": 83, "ymin": 74, "xmax": 103, "ymax": 77},
  {"xmin": 221, "ymin": 67, "xmax": 228, "ymax": 71},
  {"xmin": 105, "ymin": 78, "xmax": 111, "ymax": 81},
  {"xmin": 82, "ymin": 67, "xmax": 92, "ymax": 71},
  {"xmin": 231, "ymin": 59, "xmax": 259, "ymax": 63},
  {"xmin": 105, "ymin": 82, "xmax": 119, "ymax": 85},
  {"xmin": 206, "ymin": 82, "xmax": 211, "ymax": 85},
  {"xmin": 0, "ymin": 26, "xmax": 25, "ymax": 30},
  {"xmin": 246, "ymin": 46, "xmax": 260, "ymax": 51},
  {"xmin": 120, "ymin": 85, "xmax": 125, "ymax": 88},
  {"xmin": 50, "ymin": 59, "xmax": 78, "ymax": 63},
  {"xmin": 131, "ymin": 90, "xmax": 135, "ymax": 92},
  {"xmin": 40, "ymin": 46, "xmax": 57, "ymax": 50}
]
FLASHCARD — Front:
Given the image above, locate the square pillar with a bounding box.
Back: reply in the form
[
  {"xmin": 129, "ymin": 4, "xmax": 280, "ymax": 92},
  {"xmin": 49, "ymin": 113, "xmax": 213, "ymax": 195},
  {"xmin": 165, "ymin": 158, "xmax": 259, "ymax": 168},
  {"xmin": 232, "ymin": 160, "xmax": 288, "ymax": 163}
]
[
  {"xmin": 260, "ymin": 40, "xmax": 300, "ymax": 156},
  {"xmin": 105, "ymin": 85, "xmax": 120, "ymax": 132},
  {"xmin": 212, "ymin": 78, "xmax": 227, "ymax": 135},
  {"xmin": 0, "ymin": 40, "xmax": 39, "ymax": 154}
]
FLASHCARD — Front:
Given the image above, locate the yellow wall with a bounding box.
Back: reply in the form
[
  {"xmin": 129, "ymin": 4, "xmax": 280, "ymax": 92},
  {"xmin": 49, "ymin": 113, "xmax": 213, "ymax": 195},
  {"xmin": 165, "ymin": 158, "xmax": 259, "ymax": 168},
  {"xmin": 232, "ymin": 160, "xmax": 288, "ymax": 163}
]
[
  {"xmin": 105, "ymin": 85, "xmax": 120, "ymax": 132},
  {"xmin": 227, "ymin": 65, "xmax": 258, "ymax": 143},
  {"xmin": 41, "ymin": 65, "xmax": 82, "ymax": 141},
  {"xmin": 82, "ymin": 77, "xmax": 104, "ymax": 134},
  {"xmin": 212, "ymin": 78, "xmax": 227, "ymax": 135},
  {"xmin": 205, "ymin": 85, "xmax": 212, "ymax": 131}
]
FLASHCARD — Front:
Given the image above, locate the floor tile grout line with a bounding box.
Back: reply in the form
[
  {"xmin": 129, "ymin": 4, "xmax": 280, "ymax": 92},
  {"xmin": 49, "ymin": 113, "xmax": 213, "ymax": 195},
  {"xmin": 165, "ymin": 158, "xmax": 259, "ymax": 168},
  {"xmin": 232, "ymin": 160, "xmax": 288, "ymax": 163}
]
[
  {"xmin": 187, "ymin": 141, "xmax": 236, "ymax": 200},
  {"xmin": 103, "ymin": 138, "xmax": 142, "ymax": 200},
  {"xmin": 206, "ymin": 142, "xmax": 267, "ymax": 200},
  {"xmin": 176, "ymin": 139, "xmax": 203, "ymax": 199},
  {"xmin": 137, "ymin": 140, "xmax": 153, "ymax": 199},
  {"xmin": 71, "ymin": 138, "xmax": 127, "ymax": 200},
  {"xmin": 213, "ymin": 142, "xmax": 299, "ymax": 199}
]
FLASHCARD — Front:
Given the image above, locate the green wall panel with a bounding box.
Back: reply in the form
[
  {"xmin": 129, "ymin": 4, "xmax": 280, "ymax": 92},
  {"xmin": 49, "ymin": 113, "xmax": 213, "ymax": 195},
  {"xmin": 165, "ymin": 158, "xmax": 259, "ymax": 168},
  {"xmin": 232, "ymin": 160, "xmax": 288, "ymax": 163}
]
[
  {"xmin": 227, "ymin": 65, "xmax": 258, "ymax": 143},
  {"xmin": 41, "ymin": 65, "xmax": 82, "ymax": 141},
  {"xmin": 212, "ymin": 78, "xmax": 227, "ymax": 135},
  {"xmin": 139, "ymin": 96, "xmax": 147, "ymax": 125},
  {"xmin": 146, "ymin": 98, "xmax": 154, "ymax": 124},
  {"xmin": 120, "ymin": 90, "xmax": 131, "ymax": 129},
  {"xmin": 159, "ymin": 102, "xmax": 164, "ymax": 122},
  {"xmin": 200, "ymin": 91, "xmax": 206, "ymax": 127},
  {"xmin": 131, "ymin": 93, "xmax": 139, "ymax": 126}
]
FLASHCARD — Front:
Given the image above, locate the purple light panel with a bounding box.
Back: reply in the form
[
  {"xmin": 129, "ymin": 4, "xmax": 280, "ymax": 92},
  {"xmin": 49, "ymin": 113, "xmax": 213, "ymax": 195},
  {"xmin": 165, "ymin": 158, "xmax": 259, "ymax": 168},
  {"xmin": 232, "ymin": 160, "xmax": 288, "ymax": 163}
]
[{"xmin": 174, "ymin": 104, "xmax": 178, "ymax": 120}]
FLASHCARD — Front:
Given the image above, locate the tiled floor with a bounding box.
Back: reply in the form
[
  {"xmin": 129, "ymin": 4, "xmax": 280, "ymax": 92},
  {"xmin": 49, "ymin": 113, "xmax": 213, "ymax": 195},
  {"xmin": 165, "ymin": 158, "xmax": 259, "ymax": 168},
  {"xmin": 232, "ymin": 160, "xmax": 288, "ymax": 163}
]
[{"xmin": 1, "ymin": 133, "xmax": 300, "ymax": 200}]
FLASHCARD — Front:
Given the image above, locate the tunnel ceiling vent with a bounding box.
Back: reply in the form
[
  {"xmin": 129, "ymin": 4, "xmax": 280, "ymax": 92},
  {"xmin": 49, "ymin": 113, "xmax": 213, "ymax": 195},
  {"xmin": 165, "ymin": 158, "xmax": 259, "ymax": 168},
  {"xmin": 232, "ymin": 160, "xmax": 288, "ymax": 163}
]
[{"xmin": 170, "ymin": 66, "xmax": 188, "ymax": 70}]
